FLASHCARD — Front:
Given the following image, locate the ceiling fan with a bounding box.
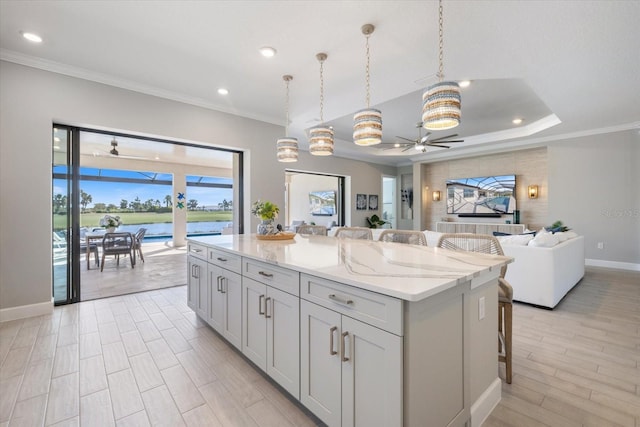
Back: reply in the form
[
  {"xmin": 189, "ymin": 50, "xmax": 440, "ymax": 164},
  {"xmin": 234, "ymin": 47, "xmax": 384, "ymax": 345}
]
[
  {"xmin": 380, "ymin": 122, "xmax": 464, "ymax": 153},
  {"xmin": 93, "ymin": 138, "xmax": 153, "ymax": 160}
]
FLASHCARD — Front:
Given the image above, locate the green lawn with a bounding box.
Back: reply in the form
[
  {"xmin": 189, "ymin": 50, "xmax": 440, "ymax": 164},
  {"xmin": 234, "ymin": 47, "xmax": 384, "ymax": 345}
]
[{"xmin": 53, "ymin": 210, "xmax": 232, "ymax": 230}]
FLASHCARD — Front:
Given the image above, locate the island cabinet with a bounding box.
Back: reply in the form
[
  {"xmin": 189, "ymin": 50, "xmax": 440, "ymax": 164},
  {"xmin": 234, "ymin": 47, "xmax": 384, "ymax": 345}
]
[
  {"xmin": 187, "ymin": 235, "xmax": 509, "ymax": 427},
  {"xmin": 300, "ymin": 274, "xmax": 403, "ymax": 427},
  {"xmin": 206, "ymin": 247, "xmax": 243, "ymax": 351},
  {"xmin": 241, "ymin": 259, "xmax": 300, "ymax": 399},
  {"xmin": 186, "ymin": 242, "xmax": 207, "ymax": 317}
]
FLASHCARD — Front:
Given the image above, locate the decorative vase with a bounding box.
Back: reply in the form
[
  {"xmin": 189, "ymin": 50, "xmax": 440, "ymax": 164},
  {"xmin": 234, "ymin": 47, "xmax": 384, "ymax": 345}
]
[
  {"xmin": 106, "ymin": 227, "xmax": 116, "ymax": 233},
  {"xmin": 257, "ymin": 220, "xmax": 275, "ymax": 235}
]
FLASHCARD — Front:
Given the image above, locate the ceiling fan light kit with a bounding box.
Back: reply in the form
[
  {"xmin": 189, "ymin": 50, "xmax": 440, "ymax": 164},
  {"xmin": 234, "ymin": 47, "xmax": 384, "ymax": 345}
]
[
  {"xmin": 276, "ymin": 74, "xmax": 299, "ymax": 162},
  {"xmin": 422, "ymin": 0, "xmax": 461, "ymax": 131},
  {"xmin": 309, "ymin": 53, "xmax": 334, "ymax": 156},
  {"xmin": 353, "ymin": 24, "xmax": 382, "ymax": 146}
]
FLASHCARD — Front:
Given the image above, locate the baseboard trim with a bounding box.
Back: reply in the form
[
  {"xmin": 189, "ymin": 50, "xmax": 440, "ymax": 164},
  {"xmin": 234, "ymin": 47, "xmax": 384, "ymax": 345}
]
[
  {"xmin": 470, "ymin": 377, "xmax": 502, "ymax": 427},
  {"xmin": 585, "ymin": 259, "xmax": 640, "ymax": 271},
  {"xmin": 0, "ymin": 300, "xmax": 54, "ymax": 322}
]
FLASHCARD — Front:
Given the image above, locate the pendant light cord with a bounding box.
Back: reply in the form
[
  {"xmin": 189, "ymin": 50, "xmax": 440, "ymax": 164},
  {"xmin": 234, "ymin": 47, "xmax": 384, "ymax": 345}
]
[
  {"xmin": 365, "ymin": 33, "xmax": 371, "ymax": 108},
  {"xmin": 284, "ymin": 78, "xmax": 290, "ymax": 136},
  {"xmin": 318, "ymin": 54, "xmax": 326, "ymax": 122},
  {"xmin": 438, "ymin": 0, "xmax": 444, "ymax": 81}
]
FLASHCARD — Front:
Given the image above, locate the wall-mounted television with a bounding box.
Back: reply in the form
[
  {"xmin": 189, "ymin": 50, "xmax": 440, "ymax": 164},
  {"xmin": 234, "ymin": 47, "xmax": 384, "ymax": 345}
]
[
  {"xmin": 446, "ymin": 175, "xmax": 516, "ymax": 215},
  {"xmin": 309, "ymin": 190, "xmax": 336, "ymax": 216}
]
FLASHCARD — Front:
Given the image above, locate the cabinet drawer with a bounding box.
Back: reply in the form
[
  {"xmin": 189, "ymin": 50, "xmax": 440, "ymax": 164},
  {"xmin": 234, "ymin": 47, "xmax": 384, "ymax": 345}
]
[
  {"xmin": 187, "ymin": 242, "xmax": 207, "ymax": 260},
  {"xmin": 300, "ymin": 273, "xmax": 403, "ymax": 336},
  {"xmin": 243, "ymin": 259, "xmax": 299, "ymax": 296},
  {"xmin": 208, "ymin": 247, "xmax": 242, "ymax": 274}
]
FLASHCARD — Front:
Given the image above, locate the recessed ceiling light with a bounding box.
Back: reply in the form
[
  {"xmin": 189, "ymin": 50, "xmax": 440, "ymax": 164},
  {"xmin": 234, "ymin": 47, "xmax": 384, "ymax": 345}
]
[
  {"xmin": 394, "ymin": 143, "xmax": 400, "ymax": 148},
  {"xmin": 458, "ymin": 80, "xmax": 471, "ymax": 88},
  {"xmin": 512, "ymin": 118, "xmax": 523, "ymax": 125},
  {"xmin": 217, "ymin": 88, "xmax": 229, "ymax": 95},
  {"xmin": 259, "ymin": 46, "xmax": 277, "ymax": 58},
  {"xmin": 21, "ymin": 31, "xmax": 43, "ymax": 43}
]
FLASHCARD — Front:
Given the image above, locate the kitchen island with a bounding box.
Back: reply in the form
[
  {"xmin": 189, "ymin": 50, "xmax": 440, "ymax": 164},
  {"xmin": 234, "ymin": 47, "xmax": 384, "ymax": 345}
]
[{"xmin": 187, "ymin": 234, "xmax": 511, "ymax": 427}]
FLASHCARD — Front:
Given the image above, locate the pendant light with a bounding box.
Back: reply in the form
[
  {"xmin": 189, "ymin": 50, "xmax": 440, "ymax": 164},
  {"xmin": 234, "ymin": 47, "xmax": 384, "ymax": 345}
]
[
  {"xmin": 309, "ymin": 53, "xmax": 334, "ymax": 156},
  {"xmin": 422, "ymin": 0, "xmax": 461, "ymax": 131},
  {"xmin": 353, "ymin": 24, "xmax": 382, "ymax": 146},
  {"xmin": 276, "ymin": 75, "xmax": 298, "ymax": 162}
]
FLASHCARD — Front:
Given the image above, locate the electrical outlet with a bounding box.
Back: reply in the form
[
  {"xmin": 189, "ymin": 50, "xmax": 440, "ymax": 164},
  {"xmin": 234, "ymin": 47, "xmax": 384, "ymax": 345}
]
[
  {"xmin": 479, "ymin": 296, "xmax": 485, "ymax": 320},
  {"xmin": 597, "ymin": 242, "xmax": 604, "ymax": 249}
]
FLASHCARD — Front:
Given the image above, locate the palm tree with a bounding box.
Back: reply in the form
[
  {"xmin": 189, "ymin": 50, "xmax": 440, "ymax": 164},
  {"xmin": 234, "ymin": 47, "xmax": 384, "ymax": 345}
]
[
  {"xmin": 164, "ymin": 195, "xmax": 172, "ymax": 207},
  {"xmin": 80, "ymin": 190, "xmax": 92, "ymax": 212}
]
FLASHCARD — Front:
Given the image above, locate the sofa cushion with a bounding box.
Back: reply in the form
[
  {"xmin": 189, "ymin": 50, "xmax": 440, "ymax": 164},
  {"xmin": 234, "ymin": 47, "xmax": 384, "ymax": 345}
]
[
  {"xmin": 528, "ymin": 228, "xmax": 560, "ymax": 247},
  {"xmin": 497, "ymin": 234, "xmax": 534, "ymax": 246}
]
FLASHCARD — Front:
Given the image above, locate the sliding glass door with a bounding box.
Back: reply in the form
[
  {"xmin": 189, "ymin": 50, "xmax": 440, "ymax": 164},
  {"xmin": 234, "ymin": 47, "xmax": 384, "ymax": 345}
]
[{"xmin": 53, "ymin": 125, "xmax": 244, "ymax": 304}]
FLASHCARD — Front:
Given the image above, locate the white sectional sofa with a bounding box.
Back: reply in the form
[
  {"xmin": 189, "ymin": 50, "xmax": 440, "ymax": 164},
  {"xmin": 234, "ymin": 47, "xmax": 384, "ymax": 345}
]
[
  {"xmin": 501, "ymin": 236, "xmax": 585, "ymax": 308},
  {"xmin": 432, "ymin": 223, "xmax": 586, "ymax": 308}
]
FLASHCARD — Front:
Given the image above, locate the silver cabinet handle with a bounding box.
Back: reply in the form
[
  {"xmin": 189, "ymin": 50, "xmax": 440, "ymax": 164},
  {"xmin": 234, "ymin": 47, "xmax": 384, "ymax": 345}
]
[
  {"xmin": 217, "ymin": 257, "xmax": 227, "ymax": 262},
  {"xmin": 329, "ymin": 326, "xmax": 338, "ymax": 356},
  {"xmin": 341, "ymin": 331, "xmax": 350, "ymax": 362},
  {"xmin": 265, "ymin": 297, "xmax": 272, "ymax": 318},
  {"xmin": 191, "ymin": 248, "xmax": 203, "ymax": 253},
  {"xmin": 258, "ymin": 271, "xmax": 273, "ymax": 278},
  {"xmin": 329, "ymin": 294, "xmax": 353, "ymax": 305},
  {"xmin": 221, "ymin": 277, "xmax": 227, "ymax": 294},
  {"xmin": 216, "ymin": 276, "xmax": 222, "ymax": 292},
  {"xmin": 193, "ymin": 265, "xmax": 199, "ymax": 279},
  {"xmin": 259, "ymin": 294, "xmax": 265, "ymax": 315}
]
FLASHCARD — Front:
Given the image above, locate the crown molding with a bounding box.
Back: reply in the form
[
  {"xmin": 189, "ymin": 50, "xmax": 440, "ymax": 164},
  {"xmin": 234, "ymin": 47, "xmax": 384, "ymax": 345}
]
[{"xmin": 0, "ymin": 49, "xmax": 282, "ymax": 126}]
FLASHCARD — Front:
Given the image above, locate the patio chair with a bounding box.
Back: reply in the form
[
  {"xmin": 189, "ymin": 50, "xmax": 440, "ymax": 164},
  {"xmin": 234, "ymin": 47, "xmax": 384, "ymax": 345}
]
[
  {"xmin": 297, "ymin": 225, "xmax": 328, "ymax": 236},
  {"xmin": 334, "ymin": 227, "xmax": 373, "ymax": 240},
  {"xmin": 133, "ymin": 228, "xmax": 147, "ymax": 263},
  {"xmin": 436, "ymin": 233, "xmax": 513, "ymax": 383},
  {"xmin": 101, "ymin": 232, "xmax": 135, "ymax": 271},
  {"xmin": 378, "ymin": 229, "xmax": 427, "ymax": 246}
]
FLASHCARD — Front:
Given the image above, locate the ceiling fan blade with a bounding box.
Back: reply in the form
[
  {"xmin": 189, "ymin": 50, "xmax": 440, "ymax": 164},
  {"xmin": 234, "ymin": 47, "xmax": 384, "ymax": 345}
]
[
  {"xmin": 396, "ymin": 136, "xmax": 417, "ymax": 143},
  {"xmin": 402, "ymin": 145, "xmax": 415, "ymax": 152},
  {"xmin": 430, "ymin": 134, "xmax": 458, "ymax": 142},
  {"xmin": 426, "ymin": 143, "xmax": 450, "ymax": 149},
  {"xmin": 430, "ymin": 140, "xmax": 464, "ymax": 144}
]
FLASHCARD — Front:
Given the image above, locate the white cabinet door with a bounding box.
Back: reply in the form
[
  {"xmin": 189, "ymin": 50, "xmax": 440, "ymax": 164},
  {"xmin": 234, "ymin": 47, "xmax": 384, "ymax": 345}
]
[
  {"xmin": 187, "ymin": 256, "xmax": 205, "ymax": 313},
  {"xmin": 341, "ymin": 316, "xmax": 403, "ymax": 427},
  {"xmin": 300, "ymin": 300, "xmax": 342, "ymax": 427},
  {"xmin": 266, "ymin": 286, "xmax": 300, "ymax": 399},
  {"xmin": 242, "ymin": 277, "xmax": 267, "ymax": 370},
  {"xmin": 222, "ymin": 269, "xmax": 242, "ymax": 351},
  {"xmin": 206, "ymin": 264, "xmax": 225, "ymax": 333}
]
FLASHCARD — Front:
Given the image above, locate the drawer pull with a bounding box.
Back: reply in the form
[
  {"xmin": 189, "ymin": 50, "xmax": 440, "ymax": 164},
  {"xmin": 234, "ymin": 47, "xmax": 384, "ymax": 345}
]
[
  {"xmin": 329, "ymin": 326, "xmax": 338, "ymax": 356},
  {"xmin": 265, "ymin": 297, "xmax": 272, "ymax": 318},
  {"xmin": 191, "ymin": 248, "xmax": 203, "ymax": 253},
  {"xmin": 258, "ymin": 271, "xmax": 274, "ymax": 278},
  {"xmin": 259, "ymin": 294, "xmax": 265, "ymax": 315},
  {"xmin": 341, "ymin": 331, "xmax": 350, "ymax": 362},
  {"xmin": 216, "ymin": 257, "xmax": 228, "ymax": 262},
  {"xmin": 329, "ymin": 294, "xmax": 354, "ymax": 306}
]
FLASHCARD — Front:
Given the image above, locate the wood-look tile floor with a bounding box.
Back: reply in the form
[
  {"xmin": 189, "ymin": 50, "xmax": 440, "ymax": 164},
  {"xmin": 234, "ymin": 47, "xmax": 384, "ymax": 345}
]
[
  {"xmin": 0, "ymin": 286, "xmax": 322, "ymax": 427},
  {"xmin": 1, "ymin": 266, "xmax": 638, "ymax": 426},
  {"xmin": 486, "ymin": 267, "xmax": 640, "ymax": 427}
]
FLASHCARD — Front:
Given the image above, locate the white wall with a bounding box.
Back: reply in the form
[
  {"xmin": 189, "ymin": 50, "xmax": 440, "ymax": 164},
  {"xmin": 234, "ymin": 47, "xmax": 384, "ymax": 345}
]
[
  {"xmin": 548, "ymin": 130, "xmax": 640, "ymax": 266},
  {"xmin": 0, "ymin": 60, "xmax": 395, "ymax": 313}
]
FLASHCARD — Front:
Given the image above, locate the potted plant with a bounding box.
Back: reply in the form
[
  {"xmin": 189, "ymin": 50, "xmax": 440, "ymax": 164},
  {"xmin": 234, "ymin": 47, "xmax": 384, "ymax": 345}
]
[
  {"xmin": 366, "ymin": 214, "xmax": 387, "ymax": 229},
  {"xmin": 252, "ymin": 200, "xmax": 279, "ymax": 235}
]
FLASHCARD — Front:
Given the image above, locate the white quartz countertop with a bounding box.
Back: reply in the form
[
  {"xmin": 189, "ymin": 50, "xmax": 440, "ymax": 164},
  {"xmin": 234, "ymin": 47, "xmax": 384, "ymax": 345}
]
[{"xmin": 188, "ymin": 234, "xmax": 512, "ymax": 302}]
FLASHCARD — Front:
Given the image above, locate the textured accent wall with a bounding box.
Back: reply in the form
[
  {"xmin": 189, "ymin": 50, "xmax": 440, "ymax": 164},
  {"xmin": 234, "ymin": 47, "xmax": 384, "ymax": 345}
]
[{"xmin": 420, "ymin": 147, "xmax": 548, "ymax": 231}]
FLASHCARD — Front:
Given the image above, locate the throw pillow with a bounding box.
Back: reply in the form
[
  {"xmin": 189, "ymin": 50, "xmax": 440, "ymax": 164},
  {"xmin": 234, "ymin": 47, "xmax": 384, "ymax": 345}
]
[{"xmin": 528, "ymin": 228, "xmax": 559, "ymax": 247}]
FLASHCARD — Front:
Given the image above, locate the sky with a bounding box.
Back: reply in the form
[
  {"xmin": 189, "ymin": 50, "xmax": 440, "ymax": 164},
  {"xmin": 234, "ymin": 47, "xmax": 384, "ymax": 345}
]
[{"xmin": 53, "ymin": 167, "xmax": 233, "ymax": 208}]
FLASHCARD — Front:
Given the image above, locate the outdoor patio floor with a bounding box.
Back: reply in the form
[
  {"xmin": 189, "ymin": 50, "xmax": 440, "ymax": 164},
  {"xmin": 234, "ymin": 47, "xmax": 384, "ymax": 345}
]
[{"xmin": 80, "ymin": 240, "xmax": 187, "ymax": 301}]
